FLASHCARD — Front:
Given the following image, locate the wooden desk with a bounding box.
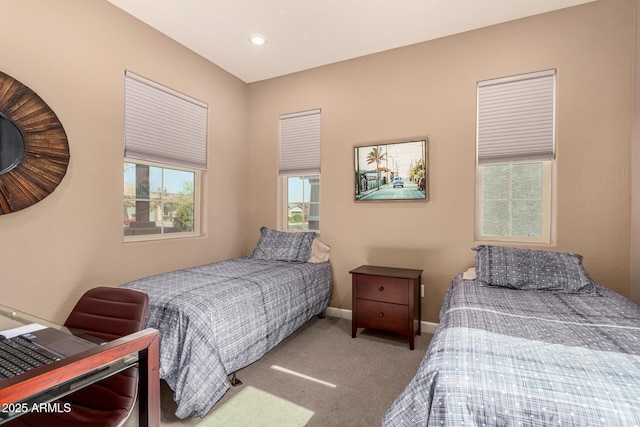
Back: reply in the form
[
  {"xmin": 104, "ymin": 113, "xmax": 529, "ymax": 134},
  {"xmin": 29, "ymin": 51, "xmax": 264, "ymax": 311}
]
[{"xmin": 0, "ymin": 307, "xmax": 160, "ymax": 426}]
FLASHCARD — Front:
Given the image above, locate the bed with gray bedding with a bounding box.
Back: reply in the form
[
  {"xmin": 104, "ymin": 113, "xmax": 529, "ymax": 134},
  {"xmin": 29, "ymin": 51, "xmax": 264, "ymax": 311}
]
[
  {"xmin": 383, "ymin": 245, "xmax": 640, "ymax": 426},
  {"xmin": 121, "ymin": 228, "xmax": 332, "ymax": 419}
]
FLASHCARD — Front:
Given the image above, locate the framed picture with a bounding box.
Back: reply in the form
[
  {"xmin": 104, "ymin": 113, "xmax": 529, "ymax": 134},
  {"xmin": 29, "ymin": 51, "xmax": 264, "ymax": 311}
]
[{"xmin": 354, "ymin": 138, "xmax": 428, "ymax": 201}]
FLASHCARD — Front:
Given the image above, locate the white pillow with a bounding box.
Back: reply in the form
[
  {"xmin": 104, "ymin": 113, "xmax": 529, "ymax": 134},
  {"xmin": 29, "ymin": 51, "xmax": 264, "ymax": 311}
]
[
  {"xmin": 462, "ymin": 267, "xmax": 476, "ymax": 280},
  {"xmin": 307, "ymin": 239, "xmax": 331, "ymax": 263}
]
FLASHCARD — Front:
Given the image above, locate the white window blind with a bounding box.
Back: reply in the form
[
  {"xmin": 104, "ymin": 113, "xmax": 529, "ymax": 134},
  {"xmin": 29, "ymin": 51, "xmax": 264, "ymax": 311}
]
[
  {"xmin": 124, "ymin": 71, "xmax": 208, "ymax": 170},
  {"xmin": 279, "ymin": 109, "xmax": 321, "ymax": 175},
  {"xmin": 477, "ymin": 69, "xmax": 555, "ymax": 165}
]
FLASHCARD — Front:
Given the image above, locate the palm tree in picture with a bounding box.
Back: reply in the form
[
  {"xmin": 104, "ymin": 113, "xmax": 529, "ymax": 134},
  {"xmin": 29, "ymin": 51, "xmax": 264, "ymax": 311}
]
[{"xmin": 366, "ymin": 146, "xmax": 386, "ymax": 190}]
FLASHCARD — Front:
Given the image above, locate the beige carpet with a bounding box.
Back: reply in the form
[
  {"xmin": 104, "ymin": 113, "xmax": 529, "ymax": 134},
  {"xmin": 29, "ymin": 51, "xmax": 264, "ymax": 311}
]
[{"xmin": 125, "ymin": 317, "xmax": 432, "ymax": 426}]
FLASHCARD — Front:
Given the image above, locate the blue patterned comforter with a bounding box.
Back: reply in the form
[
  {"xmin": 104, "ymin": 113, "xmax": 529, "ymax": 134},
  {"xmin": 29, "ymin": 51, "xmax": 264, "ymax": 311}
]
[
  {"xmin": 383, "ymin": 274, "xmax": 640, "ymax": 426},
  {"xmin": 121, "ymin": 257, "xmax": 332, "ymax": 418}
]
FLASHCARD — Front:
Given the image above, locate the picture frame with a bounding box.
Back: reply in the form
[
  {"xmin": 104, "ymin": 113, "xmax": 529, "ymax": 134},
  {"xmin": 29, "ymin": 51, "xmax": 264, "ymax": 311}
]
[{"xmin": 354, "ymin": 138, "xmax": 428, "ymax": 201}]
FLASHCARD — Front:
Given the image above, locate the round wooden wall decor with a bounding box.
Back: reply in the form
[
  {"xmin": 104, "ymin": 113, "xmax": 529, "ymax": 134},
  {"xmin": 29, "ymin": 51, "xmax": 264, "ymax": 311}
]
[{"xmin": 0, "ymin": 71, "xmax": 70, "ymax": 214}]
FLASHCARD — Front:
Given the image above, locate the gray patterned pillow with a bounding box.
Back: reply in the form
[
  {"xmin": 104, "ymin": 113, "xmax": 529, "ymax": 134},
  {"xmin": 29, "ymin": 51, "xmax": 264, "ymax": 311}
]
[
  {"xmin": 473, "ymin": 245, "xmax": 597, "ymax": 294},
  {"xmin": 252, "ymin": 227, "xmax": 318, "ymax": 262}
]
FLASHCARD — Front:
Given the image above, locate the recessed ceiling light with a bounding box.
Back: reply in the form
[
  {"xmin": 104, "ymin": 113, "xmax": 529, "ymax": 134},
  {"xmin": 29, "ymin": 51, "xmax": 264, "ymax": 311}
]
[{"xmin": 249, "ymin": 33, "xmax": 267, "ymax": 46}]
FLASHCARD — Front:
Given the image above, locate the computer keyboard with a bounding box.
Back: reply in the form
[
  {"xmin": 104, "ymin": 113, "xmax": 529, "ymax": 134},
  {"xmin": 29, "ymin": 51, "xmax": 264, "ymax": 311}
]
[{"xmin": 0, "ymin": 336, "xmax": 60, "ymax": 379}]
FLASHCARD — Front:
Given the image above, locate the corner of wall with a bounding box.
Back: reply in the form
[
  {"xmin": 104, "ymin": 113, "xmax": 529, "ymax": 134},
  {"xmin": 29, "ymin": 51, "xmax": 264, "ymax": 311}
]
[{"xmin": 630, "ymin": 0, "xmax": 640, "ymax": 304}]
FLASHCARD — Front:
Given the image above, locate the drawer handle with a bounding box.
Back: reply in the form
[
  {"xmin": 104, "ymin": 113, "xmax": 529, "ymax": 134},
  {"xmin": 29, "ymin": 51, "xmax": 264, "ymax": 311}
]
[
  {"xmin": 379, "ymin": 312, "xmax": 384, "ymax": 317},
  {"xmin": 378, "ymin": 286, "xmax": 384, "ymax": 292}
]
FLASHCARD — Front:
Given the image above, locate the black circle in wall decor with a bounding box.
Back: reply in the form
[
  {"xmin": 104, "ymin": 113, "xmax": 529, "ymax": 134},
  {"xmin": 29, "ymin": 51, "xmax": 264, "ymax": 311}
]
[{"xmin": 0, "ymin": 71, "xmax": 70, "ymax": 214}]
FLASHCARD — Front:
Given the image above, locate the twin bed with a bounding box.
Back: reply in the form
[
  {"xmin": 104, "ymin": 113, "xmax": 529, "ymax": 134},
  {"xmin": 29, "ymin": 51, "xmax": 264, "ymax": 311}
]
[
  {"xmin": 122, "ymin": 234, "xmax": 640, "ymax": 424},
  {"xmin": 384, "ymin": 245, "xmax": 640, "ymax": 426},
  {"xmin": 121, "ymin": 228, "xmax": 331, "ymax": 418}
]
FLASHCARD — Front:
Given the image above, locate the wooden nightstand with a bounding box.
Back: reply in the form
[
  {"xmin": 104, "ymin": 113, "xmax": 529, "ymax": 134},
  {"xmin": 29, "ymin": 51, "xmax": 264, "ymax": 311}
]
[{"xmin": 350, "ymin": 265, "xmax": 423, "ymax": 350}]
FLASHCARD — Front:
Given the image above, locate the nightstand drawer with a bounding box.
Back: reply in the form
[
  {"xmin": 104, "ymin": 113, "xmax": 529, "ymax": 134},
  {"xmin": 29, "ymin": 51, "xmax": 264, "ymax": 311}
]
[
  {"xmin": 355, "ymin": 300, "xmax": 409, "ymax": 334},
  {"xmin": 355, "ymin": 275, "xmax": 408, "ymax": 304}
]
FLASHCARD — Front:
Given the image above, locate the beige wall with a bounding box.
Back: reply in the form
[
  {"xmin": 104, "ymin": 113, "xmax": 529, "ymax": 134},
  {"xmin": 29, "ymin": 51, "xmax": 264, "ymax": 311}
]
[
  {"xmin": 0, "ymin": 0, "xmax": 248, "ymax": 323},
  {"xmin": 631, "ymin": 0, "xmax": 640, "ymax": 305},
  {"xmin": 0, "ymin": 0, "xmax": 634, "ymax": 326},
  {"xmin": 247, "ymin": 0, "xmax": 634, "ymax": 322}
]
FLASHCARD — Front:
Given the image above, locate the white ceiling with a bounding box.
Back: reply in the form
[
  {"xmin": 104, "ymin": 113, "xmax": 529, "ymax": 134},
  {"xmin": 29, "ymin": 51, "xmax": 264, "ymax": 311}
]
[{"xmin": 106, "ymin": 0, "xmax": 595, "ymax": 83}]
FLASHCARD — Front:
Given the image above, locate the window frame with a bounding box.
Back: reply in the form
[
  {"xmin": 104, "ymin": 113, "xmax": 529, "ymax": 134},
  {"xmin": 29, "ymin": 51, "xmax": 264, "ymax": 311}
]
[
  {"xmin": 123, "ymin": 71, "xmax": 207, "ymax": 243},
  {"xmin": 278, "ymin": 109, "xmax": 322, "ymax": 233},
  {"xmin": 124, "ymin": 158, "xmax": 201, "ymax": 243},
  {"xmin": 474, "ymin": 70, "xmax": 556, "ymax": 244}
]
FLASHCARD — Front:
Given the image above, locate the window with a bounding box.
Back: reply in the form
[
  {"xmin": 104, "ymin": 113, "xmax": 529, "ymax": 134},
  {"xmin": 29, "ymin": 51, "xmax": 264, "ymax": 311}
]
[
  {"xmin": 124, "ymin": 161, "xmax": 199, "ymax": 237},
  {"xmin": 475, "ymin": 70, "xmax": 555, "ymax": 243},
  {"xmin": 284, "ymin": 175, "xmax": 320, "ymax": 230},
  {"xmin": 279, "ymin": 109, "xmax": 321, "ymax": 231},
  {"xmin": 123, "ymin": 71, "xmax": 207, "ymax": 241}
]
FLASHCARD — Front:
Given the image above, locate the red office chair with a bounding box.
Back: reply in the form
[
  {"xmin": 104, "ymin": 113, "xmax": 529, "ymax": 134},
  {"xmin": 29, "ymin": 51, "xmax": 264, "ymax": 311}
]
[{"xmin": 8, "ymin": 286, "xmax": 149, "ymax": 427}]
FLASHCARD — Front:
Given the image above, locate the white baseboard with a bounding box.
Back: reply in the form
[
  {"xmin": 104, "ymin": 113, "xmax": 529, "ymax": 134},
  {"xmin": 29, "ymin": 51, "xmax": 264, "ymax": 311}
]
[
  {"xmin": 324, "ymin": 306, "xmax": 352, "ymax": 320},
  {"xmin": 324, "ymin": 306, "xmax": 439, "ymax": 335}
]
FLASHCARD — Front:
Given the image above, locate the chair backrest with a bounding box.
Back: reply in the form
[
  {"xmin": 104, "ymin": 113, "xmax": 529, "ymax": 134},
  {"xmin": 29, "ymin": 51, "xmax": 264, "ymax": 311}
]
[{"xmin": 64, "ymin": 286, "xmax": 148, "ymax": 342}]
